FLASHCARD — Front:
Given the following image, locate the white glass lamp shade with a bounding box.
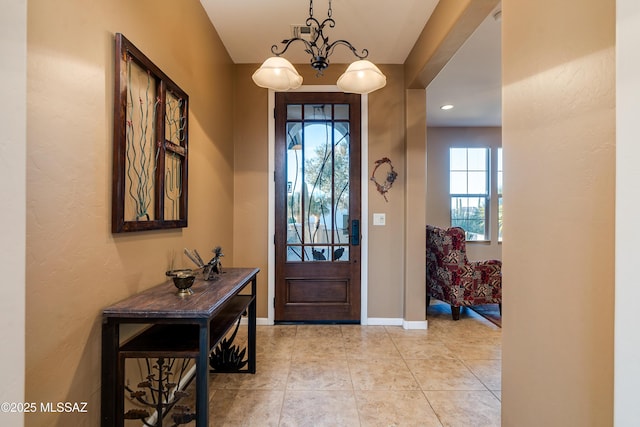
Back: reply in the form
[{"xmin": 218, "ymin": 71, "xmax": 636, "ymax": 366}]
[
  {"xmin": 252, "ymin": 57, "xmax": 303, "ymax": 91},
  {"xmin": 337, "ymin": 60, "xmax": 387, "ymax": 94}
]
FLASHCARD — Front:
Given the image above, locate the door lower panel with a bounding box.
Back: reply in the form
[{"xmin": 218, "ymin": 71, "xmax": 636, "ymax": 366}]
[{"xmin": 286, "ymin": 278, "xmax": 350, "ymax": 304}]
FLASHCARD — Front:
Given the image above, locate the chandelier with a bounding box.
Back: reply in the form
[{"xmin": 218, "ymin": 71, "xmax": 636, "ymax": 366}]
[{"xmin": 252, "ymin": 0, "xmax": 386, "ymax": 94}]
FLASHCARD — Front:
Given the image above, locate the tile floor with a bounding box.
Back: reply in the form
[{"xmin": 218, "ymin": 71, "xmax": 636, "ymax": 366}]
[{"xmin": 207, "ymin": 300, "xmax": 501, "ymax": 426}]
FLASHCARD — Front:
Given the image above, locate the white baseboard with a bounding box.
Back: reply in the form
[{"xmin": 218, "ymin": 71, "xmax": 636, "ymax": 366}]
[
  {"xmin": 369, "ymin": 318, "xmax": 428, "ymax": 329},
  {"xmin": 402, "ymin": 320, "xmax": 428, "ymax": 330},
  {"xmin": 367, "ymin": 318, "xmax": 404, "ymax": 326},
  {"xmin": 253, "ymin": 317, "xmax": 427, "ymax": 329}
]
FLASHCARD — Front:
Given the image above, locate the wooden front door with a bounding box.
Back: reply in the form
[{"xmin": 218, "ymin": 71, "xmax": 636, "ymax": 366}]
[{"xmin": 275, "ymin": 92, "xmax": 361, "ymax": 322}]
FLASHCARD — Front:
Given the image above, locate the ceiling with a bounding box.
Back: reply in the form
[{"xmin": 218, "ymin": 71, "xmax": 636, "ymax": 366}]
[
  {"xmin": 199, "ymin": 0, "xmax": 501, "ymax": 127},
  {"xmin": 426, "ymin": 8, "xmax": 502, "ymax": 126}
]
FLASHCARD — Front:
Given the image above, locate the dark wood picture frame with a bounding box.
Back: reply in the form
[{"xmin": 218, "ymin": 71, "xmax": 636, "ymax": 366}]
[{"xmin": 112, "ymin": 33, "xmax": 189, "ymax": 233}]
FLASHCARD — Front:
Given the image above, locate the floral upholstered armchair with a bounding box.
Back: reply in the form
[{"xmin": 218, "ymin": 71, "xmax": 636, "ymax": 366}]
[{"xmin": 426, "ymin": 225, "xmax": 502, "ymax": 320}]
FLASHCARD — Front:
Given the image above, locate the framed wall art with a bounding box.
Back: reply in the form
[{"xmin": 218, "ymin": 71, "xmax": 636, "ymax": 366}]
[{"xmin": 112, "ymin": 33, "xmax": 189, "ymax": 233}]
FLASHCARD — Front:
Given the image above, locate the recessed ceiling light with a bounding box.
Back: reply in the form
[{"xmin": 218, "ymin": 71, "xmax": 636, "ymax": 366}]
[{"xmin": 440, "ymin": 104, "xmax": 454, "ymax": 110}]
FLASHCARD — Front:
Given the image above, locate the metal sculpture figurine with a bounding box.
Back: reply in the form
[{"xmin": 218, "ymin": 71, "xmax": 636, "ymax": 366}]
[
  {"xmin": 123, "ymin": 357, "xmax": 195, "ymax": 426},
  {"xmin": 183, "ymin": 246, "xmax": 224, "ymax": 280}
]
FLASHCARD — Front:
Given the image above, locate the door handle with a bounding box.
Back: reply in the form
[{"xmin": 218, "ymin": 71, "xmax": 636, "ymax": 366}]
[{"xmin": 351, "ymin": 219, "xmax": 360, "ymax": 246}]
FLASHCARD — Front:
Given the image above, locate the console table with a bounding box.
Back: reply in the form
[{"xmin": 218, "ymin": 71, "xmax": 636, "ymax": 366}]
[{"xmin": 101, "ymin": 267, "xmax": 259, "ymax": 427}]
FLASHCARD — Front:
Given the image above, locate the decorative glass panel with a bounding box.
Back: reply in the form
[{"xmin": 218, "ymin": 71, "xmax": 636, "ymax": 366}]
[
  {"xmin": 304, "ymin": 104, "xmax": 331, "ymax": 120},
  {"xmin": 165, "ymin": 91, "xmax": 185, "ymax": 144},
  {"xmin": 334, "ymin": 104, "xmax": 349, "ymax": 120},
  {"xmin": 163, "ymin": 90, "xmax": 186, "ymax": 221},
  {"xmin": 164, "ymin": 152, "xmax": 182, "ymax": 220},
  {"xmin": 285, "ymin": 103, "xmax": 351, "ymax": 262},
  {"xmin": 123, "ymin": 59, "xmax": 158, "ymax": 223},
  {"xmin": 112, "ymin": 33, "xmax": 189, "ymax": 233},
  {"xmin": 287, "ymin": 104, "xmax": 302, "ymax": 120},
  {"xmin": 333, "ymin": 123, "xmax": 350, "ymax": 257}
]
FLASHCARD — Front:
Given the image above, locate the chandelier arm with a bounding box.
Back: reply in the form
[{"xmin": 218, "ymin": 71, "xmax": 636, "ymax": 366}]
[
  {"xmin": 315, "ymin": 17, "xmax": 335, "ymax": 30},
  {"xmin": 305, "ymin": 17, "xmax": 329, "ymax": 53},
  {"xmin": 314, "ymin": 18, "xmax": 335, "ymax": 51},
  {"xmin": 306, "ymin": 16, "xmax": 325, "ymax": 29},
  {"xmin": 271, "ymin": 37, "xmax": 314, "ymax": 57},
  {"xmin": 325, "ymin": 40, "xmax": 369, "ymax": 60}
]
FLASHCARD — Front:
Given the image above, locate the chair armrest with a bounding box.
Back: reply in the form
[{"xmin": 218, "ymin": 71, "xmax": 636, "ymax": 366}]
[{"xmin": 469, "ymin": 260, "xmax": 502, "ymax": 299}]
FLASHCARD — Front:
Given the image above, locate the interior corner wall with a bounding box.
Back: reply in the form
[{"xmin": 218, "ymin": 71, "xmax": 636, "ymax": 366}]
[
  {"xmin": 615, "ymin": 0, "xmax": 640, "ymax": 424},
  {"xmin": 26, "ymin": 1, "xmax": 234, "ymax": 425},
  {"xmin": 0, "ymin": 1, "xmax": 26, "ymax": 426},
  {"xmin": 501, "ymin": 0, "xmax": 615, "ymax": 425},
  {"xmin": 404, "ymin": 89, "xmax": 427, "ymax": 323},
  {"xmin": 232, "ymin": 64, "xmax": 271, "ymax": 318},
  {"xmin": 366, "ymin": 65, "xmax": 408, "ymax": 319},
  {"xmin": 426, "ymin": 127, "xmax": 502, "ymax": 261}
]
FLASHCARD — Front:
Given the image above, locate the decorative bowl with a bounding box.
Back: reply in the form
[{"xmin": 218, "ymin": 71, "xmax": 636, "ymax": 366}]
[{"xmin": 166, "ymin": 269, "xmax": 196, "ymax": 296}]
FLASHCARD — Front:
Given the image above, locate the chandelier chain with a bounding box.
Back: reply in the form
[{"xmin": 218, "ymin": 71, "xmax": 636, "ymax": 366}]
[{"xmin": 310, "ymin": 0, "xmax": 333, "ymax": 19}]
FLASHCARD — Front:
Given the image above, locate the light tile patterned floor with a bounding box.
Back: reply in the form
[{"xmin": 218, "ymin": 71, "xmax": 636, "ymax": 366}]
[{"xmin": 207, "ymin": 300, "xmax": 501, "ymax": 426}]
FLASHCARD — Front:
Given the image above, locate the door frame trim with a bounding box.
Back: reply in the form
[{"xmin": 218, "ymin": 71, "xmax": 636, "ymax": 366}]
[{"xmin": 267, "ymin": 85, "xmax": 369, "ymax": 325}]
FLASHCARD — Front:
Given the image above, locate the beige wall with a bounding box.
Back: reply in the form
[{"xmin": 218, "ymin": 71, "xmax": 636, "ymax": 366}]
[
  {"xmin": 1, "ymin": 1, "xmax": 26, "ymax": 426},
  {"xmin": 26, "ymin": 0, "xmax": 234, "ymax": 425},
  {"xmin": 426, "ymin": 127, "xmax": 502, "ymax": 261},
  {"xmin": 232, "ymin": 64, "xmax": 270, "ymax": 317},
  {"xmin": 366, "ymin": 65, "xmax": 411, "ymax": 319},
  {"xmin": 404, "ymin": 89, "xmax": 428, "ymax": 322},
  {"xmin": 501, "ymin": 0, "xmax": 615, "ymax": 425}
]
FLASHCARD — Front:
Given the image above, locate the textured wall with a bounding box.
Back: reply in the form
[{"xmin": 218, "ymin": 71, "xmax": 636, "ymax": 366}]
[
  {"xmin": 366, "ymin": 65, "xmax": 410, "ymax": 319},
  {"xmin": 26, "ymin": 1, "xmax": 234, "ymax": 425},
  {"xmin": 501, "ymin": 0, "xmax": 615, "ymax": 424}
]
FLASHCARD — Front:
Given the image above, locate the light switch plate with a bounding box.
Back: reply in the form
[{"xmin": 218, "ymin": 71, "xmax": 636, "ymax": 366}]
[{"xmin": 373, "ymin": 213, "xmax": 386, "ymax": 226}]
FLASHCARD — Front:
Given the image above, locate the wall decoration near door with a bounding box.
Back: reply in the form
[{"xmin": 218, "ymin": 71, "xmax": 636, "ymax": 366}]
[
  {"xmin": 112, "ymin": 33, "xmax": 189, "ymax": 233},
  {"xmin": 370, "ymin": 157, "xmax": 398, "ymax": 202}
]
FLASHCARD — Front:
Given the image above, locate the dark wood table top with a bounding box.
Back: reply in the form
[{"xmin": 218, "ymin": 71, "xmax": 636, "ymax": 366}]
[{"xmin": 102, "ymin": 267, "xmax": 259, "ymax": 320}]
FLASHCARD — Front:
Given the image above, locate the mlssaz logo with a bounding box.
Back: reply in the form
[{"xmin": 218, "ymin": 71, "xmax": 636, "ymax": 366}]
[{"xmin": 40, "ymin": 402, "xmax": 88, "ymax": 413}]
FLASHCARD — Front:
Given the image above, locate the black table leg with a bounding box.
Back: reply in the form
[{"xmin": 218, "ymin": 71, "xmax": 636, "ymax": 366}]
[
  {"xmin": 196, "ymin": 322, "xmax": 210, "ymax": 426},
  {"xmin": 101, "ymin": 319, "xmax": 119, "ymax": 427}
]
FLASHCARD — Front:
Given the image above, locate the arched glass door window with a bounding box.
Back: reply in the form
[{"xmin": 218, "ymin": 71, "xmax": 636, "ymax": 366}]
[{"xmin": 285, "ymin": 104, "xmax": 351, "ymax": 262}]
